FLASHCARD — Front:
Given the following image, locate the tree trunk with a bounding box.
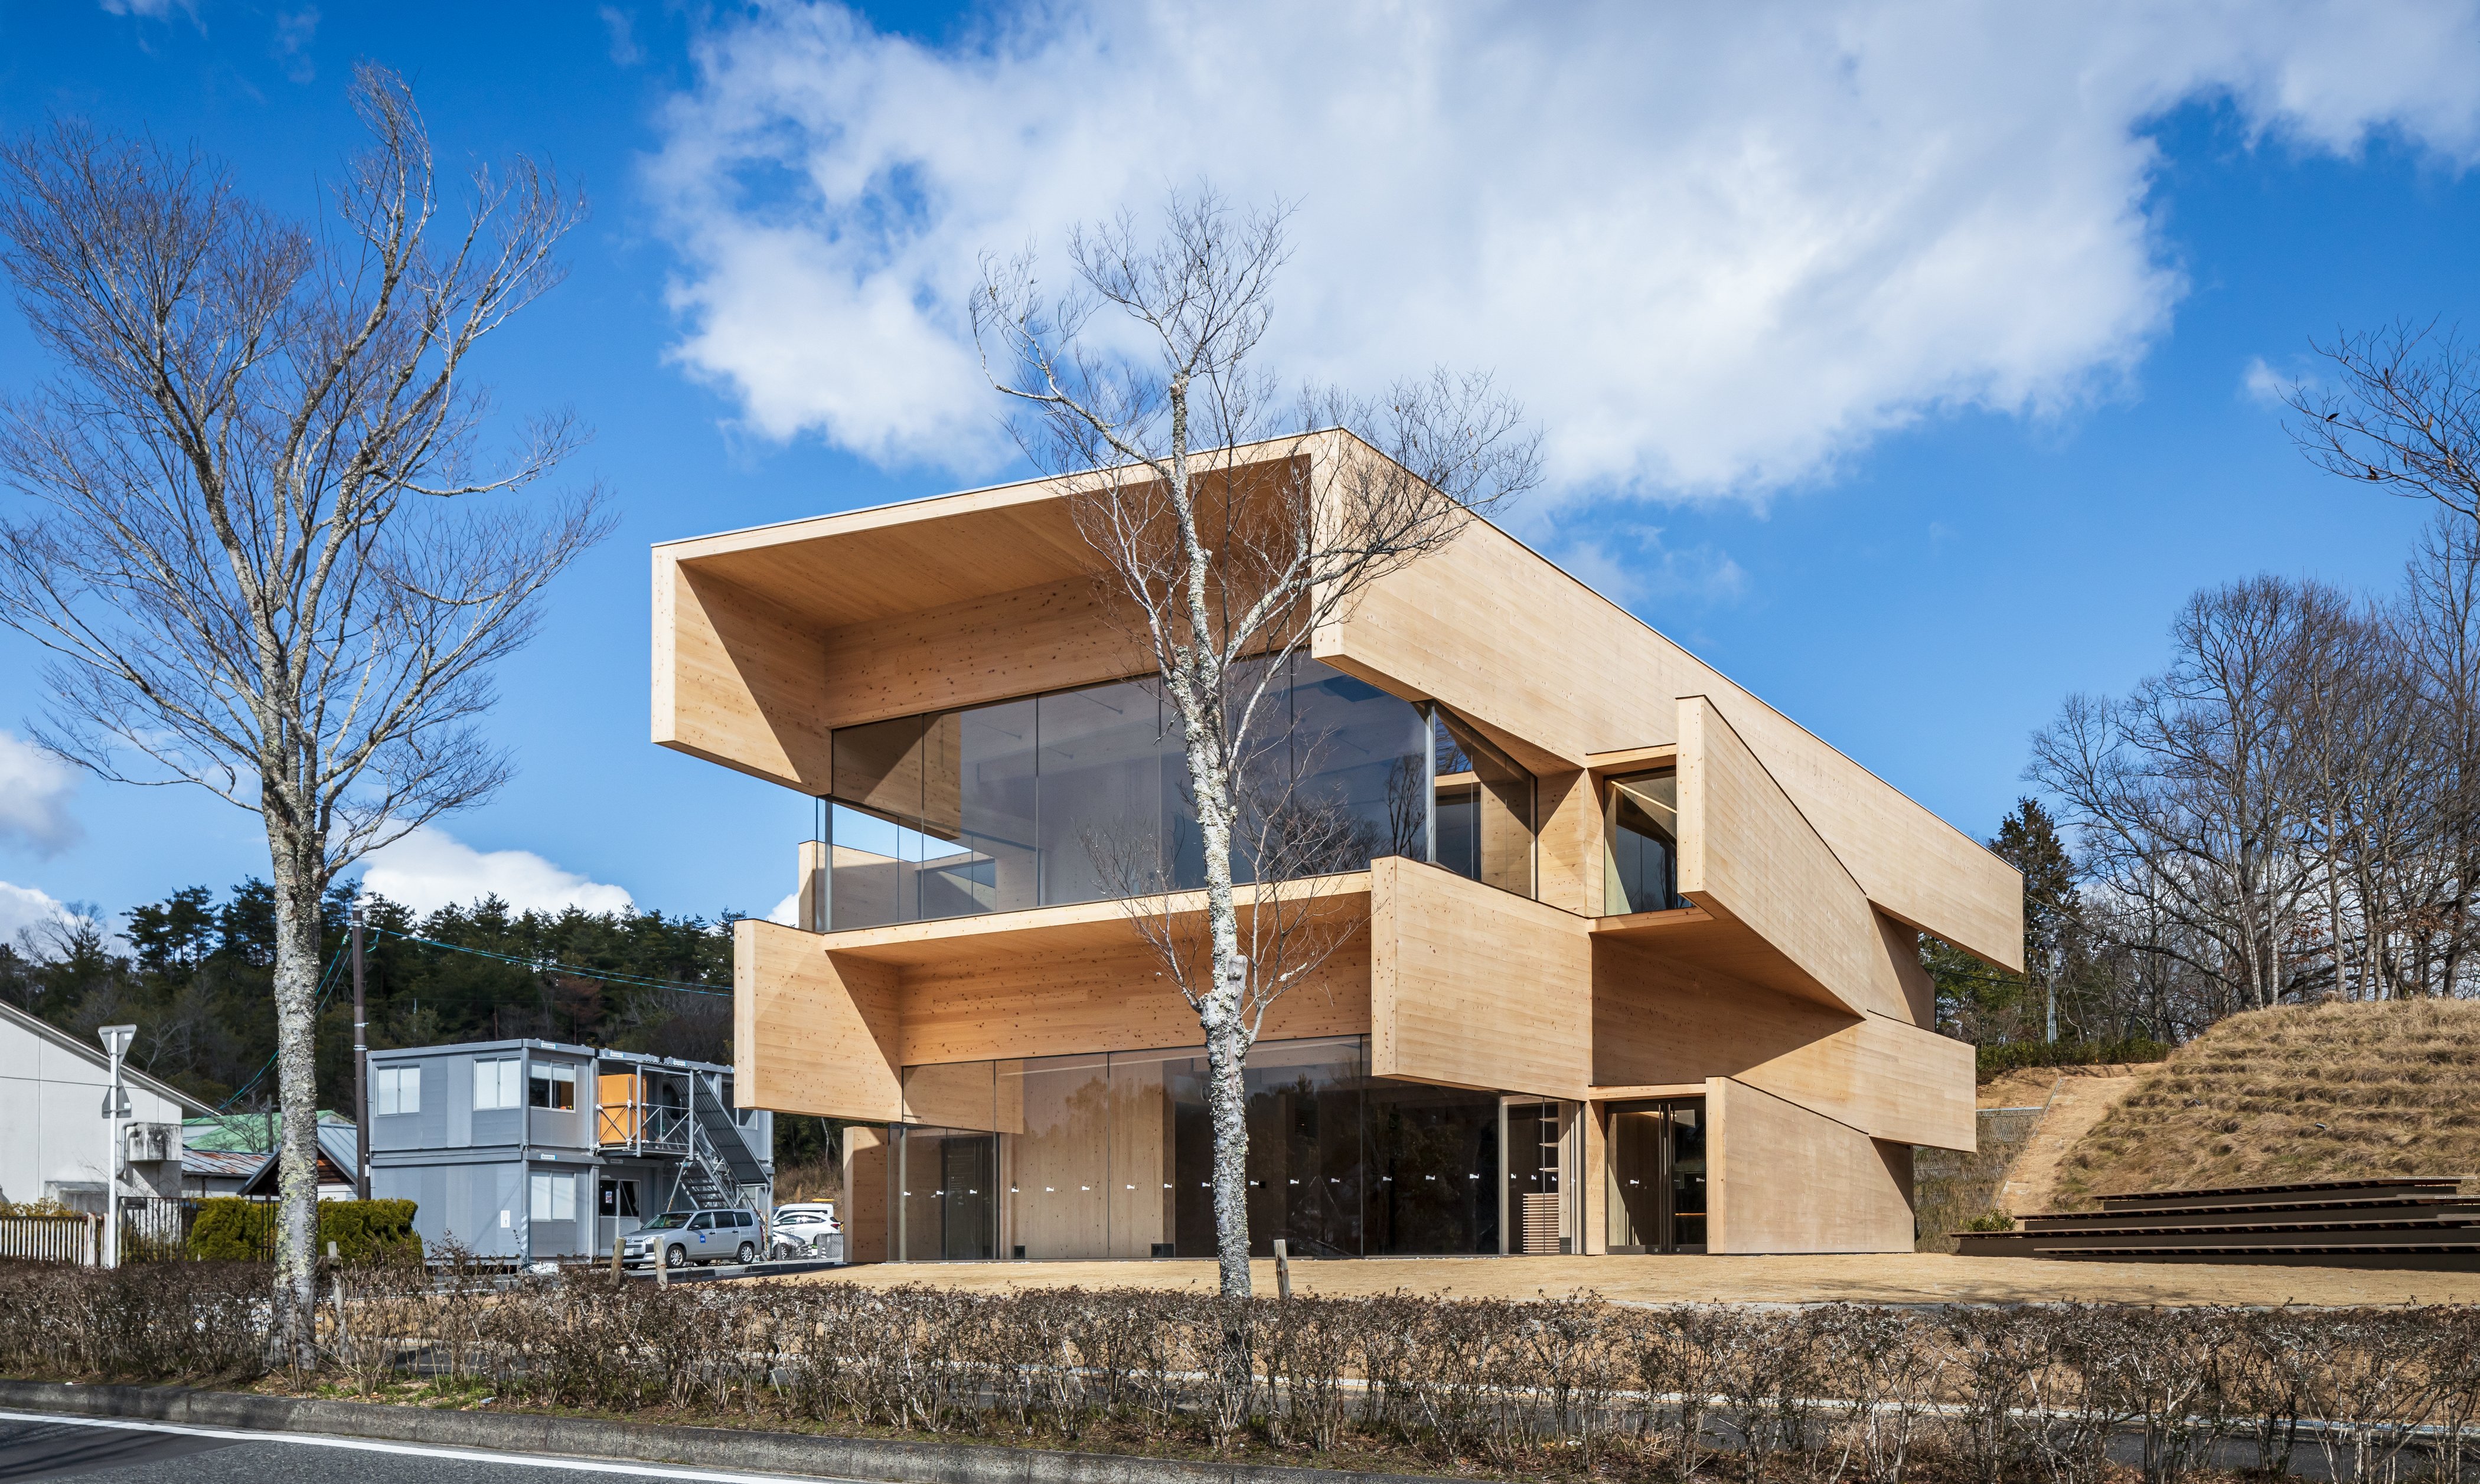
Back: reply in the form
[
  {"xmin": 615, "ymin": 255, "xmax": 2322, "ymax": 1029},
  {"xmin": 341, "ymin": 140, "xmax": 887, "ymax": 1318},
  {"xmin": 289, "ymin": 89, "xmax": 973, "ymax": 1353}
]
[{"xmin": 265, "ymin": 802, "xmax": 325, "ymax": 1372}]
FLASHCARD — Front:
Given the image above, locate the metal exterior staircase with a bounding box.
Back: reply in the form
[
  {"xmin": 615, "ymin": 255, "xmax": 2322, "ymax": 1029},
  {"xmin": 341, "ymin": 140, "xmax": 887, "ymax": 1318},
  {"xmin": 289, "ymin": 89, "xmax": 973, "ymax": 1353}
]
[{"xmin": 684, "ymin": 1068, "xmax": 770, "ymax": 1211}]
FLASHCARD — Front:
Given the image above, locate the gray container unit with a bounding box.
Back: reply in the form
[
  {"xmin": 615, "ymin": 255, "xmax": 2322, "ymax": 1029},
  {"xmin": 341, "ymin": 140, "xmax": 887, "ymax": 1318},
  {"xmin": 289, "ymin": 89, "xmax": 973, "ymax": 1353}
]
[{"xmin": 368, "ymin": 1038, "xmax": 772, "ymax": 1264}]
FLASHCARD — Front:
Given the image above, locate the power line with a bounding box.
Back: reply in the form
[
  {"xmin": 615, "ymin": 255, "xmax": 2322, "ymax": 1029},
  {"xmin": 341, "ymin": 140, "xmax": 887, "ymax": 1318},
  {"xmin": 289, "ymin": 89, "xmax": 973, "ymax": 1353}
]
[
  {"xmin": 365, "ymin": 925, "xmax": 732, "ymax": 998},
  {"xmin": 214, "ymin": 944, "xmax": 349, "ymax": 1112}
]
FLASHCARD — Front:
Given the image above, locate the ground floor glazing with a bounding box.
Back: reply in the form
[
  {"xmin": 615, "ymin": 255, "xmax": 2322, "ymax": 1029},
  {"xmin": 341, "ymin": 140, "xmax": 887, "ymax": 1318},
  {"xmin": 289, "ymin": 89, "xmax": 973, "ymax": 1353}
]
[{"xmin": 866, "ymin": 1035, "xmax": 1708, "ymax": 1262}]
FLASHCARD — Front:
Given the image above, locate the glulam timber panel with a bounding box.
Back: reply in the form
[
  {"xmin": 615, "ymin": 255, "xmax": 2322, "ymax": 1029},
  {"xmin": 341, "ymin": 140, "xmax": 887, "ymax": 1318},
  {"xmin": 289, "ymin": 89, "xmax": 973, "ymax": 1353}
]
[
  {"xmin": 735, "ymin": 919, "xmax": 903, "ymax": 1122},
  {"xmin": 897, "ymin": 934, "xmax": 1369, "ymax": 1065},
  {"xmin": 1317, "ymin": 475, "xmax": 2019, "ymax": 972},
  {"xmin": 815, "ymin": 576, "xmax": 1146, "ymax": 731},
  {"xmin": 1593, "ymin": 938, "xmax": 1972, "ymax": 1149},
  {"xmin": 654, "ymin": 563, "xmax": 834, "ymax": 792},
  {"xmin": 1368, "ymin": 857, "xmax": 1591, "ymax": 1100},
  {"xmin": 1708, "ymin": 1077, "xmax": 1916, "ymax": 1254},
  {"xmin": 1675, "ymin": 696, "xmax": 1906, "ymax": 1021}
]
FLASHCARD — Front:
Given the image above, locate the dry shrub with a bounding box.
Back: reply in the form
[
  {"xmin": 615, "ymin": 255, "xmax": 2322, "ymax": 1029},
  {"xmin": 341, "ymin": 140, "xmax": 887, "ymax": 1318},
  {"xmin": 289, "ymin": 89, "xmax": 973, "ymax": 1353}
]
[{"xmin": 5, "ymin": 1261, "xmax": 2480, "ymax": 1484}]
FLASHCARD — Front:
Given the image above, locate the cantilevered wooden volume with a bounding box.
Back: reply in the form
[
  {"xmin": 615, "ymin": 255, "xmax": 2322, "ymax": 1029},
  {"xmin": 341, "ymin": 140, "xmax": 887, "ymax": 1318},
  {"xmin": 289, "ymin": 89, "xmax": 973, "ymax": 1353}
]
[{"xmin": 668, "ymin": 433, "xmax": 2019, "ymax": 1261}]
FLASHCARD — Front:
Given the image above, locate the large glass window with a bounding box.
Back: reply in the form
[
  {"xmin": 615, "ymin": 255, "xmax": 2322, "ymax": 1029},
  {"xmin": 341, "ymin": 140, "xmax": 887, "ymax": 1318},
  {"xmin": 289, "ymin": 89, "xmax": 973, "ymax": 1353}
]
[
  {"xmin": 1431, "ymin": 711, "xmax": 1536, "ymax": 896},
  {"xmin": 895, "ymin": 1126, "xmax": 1000, "ymax": 1260},
  {"xmin": 821, "ymin": 658, "xmax": 1451, "ymax": 930},
  {"xmin": 880, "ymin": 1037, "xmax": 1512, "ymax": 1260},
  {"xmin": 1604, "ymin": 1097, "xmax": 1706, "ymax": 1253},
  {"xmin": 1604, "ymin": 770, "xmax": 1683, "ymax": 914}
]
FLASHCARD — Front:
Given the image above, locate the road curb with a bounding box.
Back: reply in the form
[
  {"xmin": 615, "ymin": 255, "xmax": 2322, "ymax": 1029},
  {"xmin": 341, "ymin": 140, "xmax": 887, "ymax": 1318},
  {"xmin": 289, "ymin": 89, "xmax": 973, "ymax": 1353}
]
[{"xmin": 0, "ymin": 1378, "xmax": 1443, "ymax": 1484}]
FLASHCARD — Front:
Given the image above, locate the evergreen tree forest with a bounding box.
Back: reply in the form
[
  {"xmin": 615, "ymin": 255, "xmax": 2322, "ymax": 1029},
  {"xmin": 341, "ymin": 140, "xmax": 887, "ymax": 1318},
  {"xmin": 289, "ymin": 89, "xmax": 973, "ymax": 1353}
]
[{"xmin": 0, "ymin": 882, "xmax": 739, "ymax": 1113}]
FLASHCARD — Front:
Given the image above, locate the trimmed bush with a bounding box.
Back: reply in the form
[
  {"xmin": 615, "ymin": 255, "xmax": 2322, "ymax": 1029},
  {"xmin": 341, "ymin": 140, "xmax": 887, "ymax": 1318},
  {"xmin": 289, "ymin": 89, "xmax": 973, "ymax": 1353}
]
[
  {"xmin": 186, "ymin": 1198, "xmax": 420, "ymax": 1262},
  {"xmin": 1975, "ymin": 1035, "xmax": 2169, "ymax": 1081}
]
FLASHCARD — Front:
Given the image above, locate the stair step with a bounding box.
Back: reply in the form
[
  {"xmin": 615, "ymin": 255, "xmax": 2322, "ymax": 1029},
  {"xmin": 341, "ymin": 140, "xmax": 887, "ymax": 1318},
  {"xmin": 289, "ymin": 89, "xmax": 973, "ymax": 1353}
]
[{"xmin": 2095, "ymin": 1176, "xmax": 2469, "ymax": 1214}]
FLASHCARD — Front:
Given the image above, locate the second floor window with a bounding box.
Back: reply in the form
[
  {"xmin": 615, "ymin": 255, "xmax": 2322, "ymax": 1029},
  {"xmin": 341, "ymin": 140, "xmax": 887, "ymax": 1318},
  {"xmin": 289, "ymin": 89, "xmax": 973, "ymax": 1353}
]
[
  {"xmin": 528, "ymin": 1063, "xmax": 577, "ymax": 1110},
  {"xmin": 374, "ymin": 1065, "xmax": 420, "ymax": 1116},
  {"xmin": 474, "ymin": 1057, "xmax": 521, "ymax": 1111},
  {"xmin": 815, "ymin": 656, "xmax": 1539, "ymax": 931}
]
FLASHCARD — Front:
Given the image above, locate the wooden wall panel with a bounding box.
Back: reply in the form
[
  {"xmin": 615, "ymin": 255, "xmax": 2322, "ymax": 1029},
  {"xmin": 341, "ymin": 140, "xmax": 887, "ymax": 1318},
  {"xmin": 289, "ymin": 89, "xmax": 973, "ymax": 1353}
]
[
  {"xmin": 1708, "ymin": 1077, "xmax": 1916, "ymax": 1254},
  {"xmin": 1677, "ymin": 697, "xmax": 1906, "ymax": 1021},
  {"xmin": 842, "ymin": 1125, "xmax": 889, "ymax": 1263},
  {"xmin": 1535, "ymin": 769, "xmax": 1601, "ymax": 917},
  {"xmin": 1878, "ymin": 913, "xmax": 1937, "ymax": 1028},
  {"xmin": 897, "ymin": 936, "xmax": 1369, "ymax": 1066},
  {"xmin": 1318, "ymin": 485, "xmax": 2021, "ymax": 972},
  {"xmin": 1368, "ymin": 857, "xmax": 1592, "ymax": 1100},
  {"xmin": 1593, "ymin": 939, "xmax": 1973, "ymax": 1149},
  {"xmin": 654, "ymin": 562, "xmax": 834, "ymax": 792},
  {"xmin": 733, "ymin": 920, "xmax": 902, "ymax": 1121},
  {"xmin": 815, "ymin": 577, "xmax": 1146, "ymax": 731}
]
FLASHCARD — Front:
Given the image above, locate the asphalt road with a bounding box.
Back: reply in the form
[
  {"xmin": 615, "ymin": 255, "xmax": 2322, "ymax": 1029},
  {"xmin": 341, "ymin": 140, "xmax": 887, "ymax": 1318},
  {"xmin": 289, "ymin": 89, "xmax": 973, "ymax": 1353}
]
[{"xmin": 0, "ymin": 1412, "xmax": 849, "ymax": 1484}]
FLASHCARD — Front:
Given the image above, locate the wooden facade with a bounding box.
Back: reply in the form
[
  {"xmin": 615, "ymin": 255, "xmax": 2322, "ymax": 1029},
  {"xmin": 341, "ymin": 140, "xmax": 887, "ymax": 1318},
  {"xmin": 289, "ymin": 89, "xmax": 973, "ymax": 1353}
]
[{"xmin": 660, "ymin": 434, "xmax": 2020, "ymax": 1260}]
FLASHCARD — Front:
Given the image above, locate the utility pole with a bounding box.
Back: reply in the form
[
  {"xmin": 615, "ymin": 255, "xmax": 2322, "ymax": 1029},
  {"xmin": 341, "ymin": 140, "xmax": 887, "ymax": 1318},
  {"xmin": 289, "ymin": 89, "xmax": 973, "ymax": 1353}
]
[
  {"xmin": 98, "ymin": 1024, "xmax": 135, "ymax": 1269},
  {"xmin": 352, "ymin": 905, "xmax": 370, "ymax": 1201}
]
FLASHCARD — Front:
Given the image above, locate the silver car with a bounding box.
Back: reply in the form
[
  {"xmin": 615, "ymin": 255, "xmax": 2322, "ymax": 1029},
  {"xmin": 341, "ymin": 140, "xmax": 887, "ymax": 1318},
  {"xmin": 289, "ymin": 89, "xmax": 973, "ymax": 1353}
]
[{"xmin": 622, "ymin": 1207, "xmax": 763, "ymax": 1269}]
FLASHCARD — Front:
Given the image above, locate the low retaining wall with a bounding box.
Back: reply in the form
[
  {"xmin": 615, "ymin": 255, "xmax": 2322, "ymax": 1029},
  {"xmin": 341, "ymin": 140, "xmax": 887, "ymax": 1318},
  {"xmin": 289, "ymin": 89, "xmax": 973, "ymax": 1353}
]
[{"xmin": 0, "ymin": 1379, "xmax": 1434, "ymax": 1484}]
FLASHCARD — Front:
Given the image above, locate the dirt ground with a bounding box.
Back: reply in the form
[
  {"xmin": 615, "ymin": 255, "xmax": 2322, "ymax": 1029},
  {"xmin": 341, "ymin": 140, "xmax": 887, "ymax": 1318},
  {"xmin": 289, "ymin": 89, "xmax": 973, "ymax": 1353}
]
[{"xmin": 804, "ymin": 1252, "xmax": 2480, "ymax": 1308}]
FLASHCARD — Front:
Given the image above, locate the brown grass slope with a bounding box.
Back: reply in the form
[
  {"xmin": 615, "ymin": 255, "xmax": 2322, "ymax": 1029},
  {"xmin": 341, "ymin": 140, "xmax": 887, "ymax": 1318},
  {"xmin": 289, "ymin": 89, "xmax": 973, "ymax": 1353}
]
[{"xmin": 2051, "ymin": 998, "xmax": 2480, "ymax": 1210}]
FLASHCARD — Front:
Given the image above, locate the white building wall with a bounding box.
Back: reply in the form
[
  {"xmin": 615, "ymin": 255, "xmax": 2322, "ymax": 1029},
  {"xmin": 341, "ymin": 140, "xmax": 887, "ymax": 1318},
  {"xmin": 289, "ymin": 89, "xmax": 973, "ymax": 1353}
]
[{"xmin": 0, "ymin": 1009, "xmax": 190, "ymax": 1209}]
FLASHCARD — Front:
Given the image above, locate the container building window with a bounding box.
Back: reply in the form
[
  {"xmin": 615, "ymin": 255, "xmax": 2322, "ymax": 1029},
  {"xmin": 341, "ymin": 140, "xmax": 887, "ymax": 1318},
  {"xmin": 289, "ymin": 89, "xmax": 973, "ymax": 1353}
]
[
  {"xmin": 374, "ymin": 1065, "xmax": 420, "ymax": 1116},
  {"xmin": 474, "ymin": 1057, "xmax": 522, "ymax": 1111},
  {"xmin": 528, "ymin": 1063, "xmax": 577, "ymax": 1110}
]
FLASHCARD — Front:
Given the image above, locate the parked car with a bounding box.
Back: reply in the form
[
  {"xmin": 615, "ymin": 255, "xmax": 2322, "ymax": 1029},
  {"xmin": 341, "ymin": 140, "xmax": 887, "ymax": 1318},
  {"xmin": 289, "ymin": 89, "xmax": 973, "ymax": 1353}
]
[
  {"xmin": 622, "ymin": 1207, "xmax": 763, "ymax": 1269},
  {"xmin": 770, "ymin": 1202, "xmax": 840, "ymax": 1257}
]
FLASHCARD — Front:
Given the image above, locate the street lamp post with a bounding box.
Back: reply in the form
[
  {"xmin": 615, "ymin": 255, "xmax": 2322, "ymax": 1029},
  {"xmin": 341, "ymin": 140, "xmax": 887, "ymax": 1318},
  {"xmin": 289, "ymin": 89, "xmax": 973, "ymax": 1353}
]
[{"xmin": 98, "ymin": 1024, "xmax": 135, "ymax": 1269}]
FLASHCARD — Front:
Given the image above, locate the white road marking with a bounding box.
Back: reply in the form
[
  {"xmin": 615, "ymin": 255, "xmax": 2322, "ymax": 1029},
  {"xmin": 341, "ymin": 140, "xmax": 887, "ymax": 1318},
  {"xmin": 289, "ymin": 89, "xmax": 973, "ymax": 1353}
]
[{"xmin": 0, "ymin": 1408, "xmax": 855, "ymax": 1483}]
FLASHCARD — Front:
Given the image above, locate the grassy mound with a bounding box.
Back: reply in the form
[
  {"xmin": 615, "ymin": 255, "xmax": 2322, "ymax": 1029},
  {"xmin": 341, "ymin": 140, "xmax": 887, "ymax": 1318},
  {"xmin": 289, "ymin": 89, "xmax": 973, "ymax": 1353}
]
[{"xmin": 2053, "ymin": 998, "xmax": 2480, "ymax": 1208}]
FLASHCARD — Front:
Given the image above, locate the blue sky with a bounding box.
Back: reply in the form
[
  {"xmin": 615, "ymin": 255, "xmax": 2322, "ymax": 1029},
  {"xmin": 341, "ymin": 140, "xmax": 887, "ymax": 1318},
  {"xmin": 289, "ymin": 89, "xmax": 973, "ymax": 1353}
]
[{"xmin": 2, "ymin": 1, "xmax": 2476, "ymax": 938}]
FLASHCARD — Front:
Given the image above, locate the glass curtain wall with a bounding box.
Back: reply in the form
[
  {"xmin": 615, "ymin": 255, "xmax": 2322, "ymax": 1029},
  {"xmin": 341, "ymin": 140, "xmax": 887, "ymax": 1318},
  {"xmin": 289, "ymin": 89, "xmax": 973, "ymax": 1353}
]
[
  {"xmin": 1604, "ymin": 770, "xmax": 1683, "ymax": 914},
  {"xmin": 882, "ymin": 1036, "xmax": 1507, "ymax": 1260},
  {"xmin": 822, "ymin": 658, "xmax": 1433, "ymax": 930}
]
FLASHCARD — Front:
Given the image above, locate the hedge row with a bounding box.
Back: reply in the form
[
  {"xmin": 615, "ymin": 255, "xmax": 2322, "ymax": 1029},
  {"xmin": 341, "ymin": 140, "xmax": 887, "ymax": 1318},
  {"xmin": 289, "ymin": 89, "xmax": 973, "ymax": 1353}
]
[{"xmin": 1, "ymin": 1260, "xmax": 2475, "ymax": 1483}]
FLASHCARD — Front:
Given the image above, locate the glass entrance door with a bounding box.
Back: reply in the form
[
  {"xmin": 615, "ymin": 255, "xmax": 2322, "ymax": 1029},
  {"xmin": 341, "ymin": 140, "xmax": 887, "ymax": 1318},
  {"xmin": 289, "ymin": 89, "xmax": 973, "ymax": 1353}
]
[{"xmin": 1604, "ymin": 1098, "xmax": 1706, "ymax": 1253}]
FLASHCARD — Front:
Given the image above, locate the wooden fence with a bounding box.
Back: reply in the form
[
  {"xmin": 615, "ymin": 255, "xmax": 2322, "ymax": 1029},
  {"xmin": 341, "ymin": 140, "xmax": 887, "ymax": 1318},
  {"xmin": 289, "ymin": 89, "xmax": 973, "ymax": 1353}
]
[{"xmin": 0, "ymin": 1214, "xmax": 99, "ymax": 1265}]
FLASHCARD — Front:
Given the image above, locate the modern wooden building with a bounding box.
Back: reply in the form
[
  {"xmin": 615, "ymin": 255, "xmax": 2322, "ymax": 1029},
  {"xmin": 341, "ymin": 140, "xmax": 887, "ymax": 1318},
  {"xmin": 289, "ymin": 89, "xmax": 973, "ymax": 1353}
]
[{"xmin": 655, "ymin": 433, "xmax": 2021, "ymax": 1263}]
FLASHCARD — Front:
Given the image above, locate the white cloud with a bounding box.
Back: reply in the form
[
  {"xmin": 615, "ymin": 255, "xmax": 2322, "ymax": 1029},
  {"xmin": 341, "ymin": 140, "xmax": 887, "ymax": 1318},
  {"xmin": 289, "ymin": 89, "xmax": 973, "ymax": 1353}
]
[
  {"xmin": 601, "ymin": 4, "xmax": 644, "ymax": 66},
  {"xmin": 768, "ymin": 889, "xmax": 800, "ymax": 926},
  {"xmin": 649, "ymin": 1, "xmax": 2480, "ymax": 504},
  {"xmin": 356, "ymin": 826, "xmax": 635, "ymax": 918},
  {"xmin": 2241, "ymin": 355, "xmax": 2293, "ymax": 406},
  {"xmin": 1549, "ymin": 528, "xmax": 1748, "ymax": 610},
  {"xmin": 0, "ymin": 732, "xmax": 81, "ymax": 857},
  {"xmin": 0, "ymin": 881, "xmax": 71, "ymax": 949}
]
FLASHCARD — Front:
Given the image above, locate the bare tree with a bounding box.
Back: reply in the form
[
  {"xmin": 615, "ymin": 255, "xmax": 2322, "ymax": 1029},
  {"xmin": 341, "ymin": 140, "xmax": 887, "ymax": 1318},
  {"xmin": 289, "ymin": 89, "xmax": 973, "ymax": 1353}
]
[
  {"xmin": 2031, "ymin": 578, "xmax": 2327, "ymax": 1016},
  {"xmin": 2286, "ymin": 321, "xmax": 2480, "ymax": 521},
  {"xmin": 972, "ymin": 189, "xmax": 1539, "ymax": 1305},
  {"xmin": 0, "ymin": 67, "xmax": 603, "ymax": 1365}
]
